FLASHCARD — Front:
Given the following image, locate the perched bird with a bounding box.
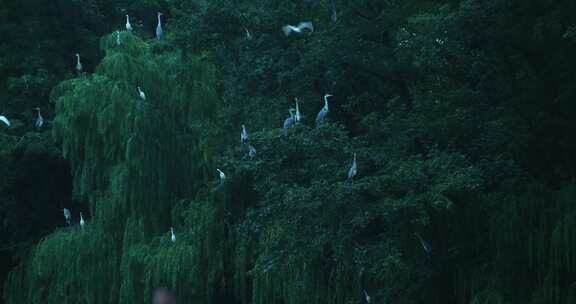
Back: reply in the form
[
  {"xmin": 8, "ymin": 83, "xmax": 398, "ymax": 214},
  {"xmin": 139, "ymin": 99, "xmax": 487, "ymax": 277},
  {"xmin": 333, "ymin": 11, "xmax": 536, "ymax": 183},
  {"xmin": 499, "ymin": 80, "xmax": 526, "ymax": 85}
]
[
  {"xmin": 170, "ymin": 227, "xmax": 176, "ymax": 242},
  {"xmin": 156, "ymin": 12, "xmax": 163, "ymax": 40},
  {"xmin": 116, "ymin": 30, "xmax": 122, "ymax": 46},
  {"xmin": 79, "ymin": 212, "xmax": 86, "ymax": 228},
  {"xmin": 282, "ymin": 22, "xmax": 314, "ymax": 36},
  {"xmin": 283, "ymin": 108, "xmax": 296, "ymax": 131},
  {"xmin": 244, "ymin": 28, "xmax": 252, "ymax": 40},
  {"xmin": 0, "ymin": 115, "xmax": 11, "ymax": 127},
  {"xmin": 137, "ymin": 86, "xmax": 146, "ymax": 100},
  {"xmin": 241, "ymin": 124, "xmax": 248, "ymax": 144},
  {"xmin": 415, "ymin": 232, "xmax": 432, "ymax": 255},
  {"xmin": 295, "ymin": 98, "xmax": 302, "ymax": 123},
  {"xmin": 331, "ymin": 2, "xmax": 338, "ymax": 25},
  {"xmin": 315, "ymin": 94, "xmax": 332, "ymax": 126},
  {"xmin": 75, "ymin": 53, "xmax": 83, "ymax": 75},
  {"xmin": 34, "ymin": 107, "xmax": 44, "ymax": 129},
  {"xmin": 248, "ymin": 145, "xmax": 257, "ymax": 158},
  {"xmin": 363, "ymin": 290, "xmax": 371, "ymax": 303},
  {"xmin": 217, "ymin": 168, "xmax": 226, "ymax": 180},
  {"xmin": 348, "ymin": 153, "xmax": 357, "ymax": 179},
  {"xmin": 126, "ymin": 14, "xmax": 133, "ymax": 31},
  {"xmin": 63, "ymin": 208, "xmax": 71, "ymax": 225}
]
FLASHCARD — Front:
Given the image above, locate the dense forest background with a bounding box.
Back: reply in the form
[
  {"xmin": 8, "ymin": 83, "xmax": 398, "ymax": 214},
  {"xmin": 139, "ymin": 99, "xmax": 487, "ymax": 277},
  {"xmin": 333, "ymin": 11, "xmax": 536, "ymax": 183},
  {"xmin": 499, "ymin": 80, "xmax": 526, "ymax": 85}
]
[{"xmin": 1, "ymin": 0, "xmax": 576, "ymax": 303}]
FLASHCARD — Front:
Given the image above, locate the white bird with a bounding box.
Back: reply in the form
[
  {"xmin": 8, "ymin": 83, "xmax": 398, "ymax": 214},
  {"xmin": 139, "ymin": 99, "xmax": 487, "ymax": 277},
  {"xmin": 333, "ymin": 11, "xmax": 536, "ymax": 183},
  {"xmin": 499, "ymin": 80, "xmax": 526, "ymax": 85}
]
[
  {"xmin": 79, "ymin": 212, "xmax": 85, "ymax": 228},
  {"xmin": 75, "ymin": 53, "xmax": 83, "ymax": 75},
  {"xmin": 244, "ymin": 28, "xmax": 252, "ymax": 40},
  {"xmin": 294, "ymin": 98, "xmax": 302, "ymax": 122},
  {"xmin": 137, "ymin": 86, "xmax": 146, "ymax": 100},
  {"xmin": 156, "ymin": 12, "xmax": 163, "ymax": 40},
  {"xmin": 241, "ymin": 124, "xmax": 248, "ymax": 144},
  {"xmin": 248, "ymin": 145, "xmax": 257, "ymax": 158},
  {"xmin": 415, "ymin": 232, "xmax": 432, "ymax": 254},
  {"xmin": 363, "ymin": 290, "xmax": 371, "ymax": 303},
  {"xmin": 63, "ymin": 208, "xmax": 71, "ymax": 225},
  {"xmin": 170, "ymin": 227, "xmax": 176, "ymax": 242},
  {"xmin": 283, "ymin": 108, "xmax": 296, "ymax": 131},
  {"xmin": 116, "ymin": 30, "xmax": 121, "ymax": 46},
  {"xmin": 348, "ymin": 153, "xmax": 357, "ymax": 179},
  {"xmin": 125, "ymin": 14, "xmax": 133, "ymax": 31},
  {"xmin": 217, "ymin": 168, "xmax": 226, "ymax": 180},
  {"xmin": 0, "ymin": 115, "xmax": 11, "ymax": 127},
  {"xmin": 282, "ymin": 22, "xmax": 314, "ymax": 36},
  {"xmin": 34, "ymin": 107, "xmax": 44, "ymax": 129},
  {"xmin": 315, "ymin": 94, "xmax": 332, "ymax": 126}
]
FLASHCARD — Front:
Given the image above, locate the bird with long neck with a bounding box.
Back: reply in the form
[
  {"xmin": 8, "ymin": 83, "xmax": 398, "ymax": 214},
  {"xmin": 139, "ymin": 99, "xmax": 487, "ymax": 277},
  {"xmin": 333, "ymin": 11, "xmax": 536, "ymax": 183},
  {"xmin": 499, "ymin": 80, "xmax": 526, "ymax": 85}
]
[
  {"xmin": 241, "ymin": 125, "xmax": 248, "ymax": 144},
  {"xmin": 63, "ymin": 208, "xmax": 71, "ymax": 225},
  {"xmin": 170, "ymin": 227, "xmax": 176, "ymax": 242},
  {"xmin": 156, "ymin": 12, "xmax": 163, "ymax": 40},
  {"xmin": 79, "ymin": 212, "xmax": 86, "ymax": 228},
  {"xmin": 125, "ymin": 14, "xmax": 133, "ymax": 31},
  {"xmin": 217, "ymin": 168, "xmax": 226, "ymax": 180},
  {"xmin": 34, "ymin": 107, "xmax": 44, "ymax": 129},
  {"xmin": 348, "ymin": 153, "xmax": 357, "ymax": 179},
  {"xmin": 137, "ymin": 86, "xmax": 146, "ymax": 100},
  {"xmin": 315, "ymin": 94, "xmax": 332, "ymax": 126},
  {"xmin": 75, "ymin": 53, "xmax": 83, "ymax": 75},
  {"xmin": 283, "ymin": 108, "xmax": 296, "ymax": 132},
  {"xmin": 295, "ymin": 98, "xmax": 302, "ymax": 122}
]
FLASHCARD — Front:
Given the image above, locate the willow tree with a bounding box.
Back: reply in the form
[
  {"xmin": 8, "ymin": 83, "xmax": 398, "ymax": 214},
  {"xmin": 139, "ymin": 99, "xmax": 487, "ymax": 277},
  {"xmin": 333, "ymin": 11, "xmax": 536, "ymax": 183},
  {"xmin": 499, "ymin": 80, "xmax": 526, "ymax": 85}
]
[{"xmin": 4, "ymin": 32, "xmax": 224, "ymax": 304}]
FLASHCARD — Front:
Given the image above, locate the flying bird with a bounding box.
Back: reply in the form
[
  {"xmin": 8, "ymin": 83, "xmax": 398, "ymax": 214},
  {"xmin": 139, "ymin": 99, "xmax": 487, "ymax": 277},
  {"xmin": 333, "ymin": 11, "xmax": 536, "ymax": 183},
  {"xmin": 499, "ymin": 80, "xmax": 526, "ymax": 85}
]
[
  {"xmin": 315, "ymin": 94, "xmax": 332, "ymax": 126},
  {"xmin": 137, "ymin": 86, "xmax": 146, "ymax": 100},
  {"xmin": 217, "ymin": 168, "xmax": 226, "ymax": 180},
  {"xmin": 283, "ymin": 108, "xmax": 296, "ymax": 131},
  {"xmin": 63, "ymin": 208, "xmax": 71, "ymax": 225},
  {"xmin": 126, "ymin": 14, "xmax": 133, "ymax": 31},
  {"xmin": 0, "ymin": 115, "xmax": 11, "ymax": 127},
  {"xmin": 295, "ymin": 98, "xmax": 302, "ymax": 122},
  {"xmin": 34, "ymin": 107, "xmax": 44, "ymax": 129},
  {"xmin": 241, "ymin": 125, "xmax": 248, "ymax": 144},
  {"xmin": 248, "ymin": 145, "xmax": 257, "ymax": 158},
  {"xmin": 348, "ymin": 153, "xmax": 357, "ymax": 179},
  {"xmin": 75, "ymin": 53, "xmax": 83, "ymax": 75},
  {"xmin": 156, "ymin": 12, "xmax": 163, "ymax": 40},
  {"xmin": 170, "ymin": 227, "xmax": 176, "ymax": 242},
  {"xmin": 79, "ymin": 212, "xmax": 86, "ymax": 228},
  {"xmin": 282, "ymin": 22, "xmax": 314, "ymax": 36}
]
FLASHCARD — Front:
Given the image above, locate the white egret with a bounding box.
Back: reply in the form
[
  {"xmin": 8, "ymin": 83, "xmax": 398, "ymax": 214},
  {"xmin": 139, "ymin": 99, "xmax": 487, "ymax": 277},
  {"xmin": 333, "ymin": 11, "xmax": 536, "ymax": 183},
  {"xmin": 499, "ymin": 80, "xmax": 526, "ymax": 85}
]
[
  {"xmin": 248, "ymin": 145, "xmax": 257, "ymax": 158},
  {"xmin": 217, "ymin": 168, "xmax": 226, "ymax": 180},
  {"xmin": 126, "ymin": 14, "xmax": 133, "ymax": 31},
  {"xmin": 170, "ymin": 227, "xmax": 176, "ymax": 242},
  {"xmin": 79, "ymin": 212, "xmax": 85, "ymax": 228},
  {"xmin": 295, "ymin": 98, "xmax": 302, "ymax": 122},
  {"xmin": 116, "ymin": 30, "xmax": 121, "ymax": 46},
  {"xmin": 348, "ymin": 153, "xmax": 357, "ymax": 179},
  {"xmin": 244, "ymin": 28, "xmax": 252, "ymax": 40},
  {"xmin": 137, "ymin": 86, "xmax": 146, "ymax": 100},
  {"xmin": 34, "ymin": 107, "xmax": 44, "ymax": 129},
  {"xmin": 282, "ymin": 21, "xmax": 314, "ymax": 36},
  {"xmin": 363, "ymin": 290, "xmax": 371, "ymax": 303},
  {"xmin": 315, "ymin": 94, "xmax": 332, "ymax": 126},
  {"xmin": 156, "ymin": 12, "xmax": 163, "ymax": 40},
  {"xmin": 63, "ymin": 208, "xmax": 71, "ymax": 225},
  {"xmin": 75, "ymin": 53, "xmax": 83, "ymax": 75},
  {"xmin": 415, "ymin": 232, "xmax": 432, "ymax": 254},
  {"xmin": 0, "ymin": 115, "xmax": 11, "ymax": 127},
  {"xmin": 283, "ymin": 108, "xmax": 296, "ymax": 131},
  {"xmin": 241, "ymin": 124, "xmax": 248, "ymax": 144}
]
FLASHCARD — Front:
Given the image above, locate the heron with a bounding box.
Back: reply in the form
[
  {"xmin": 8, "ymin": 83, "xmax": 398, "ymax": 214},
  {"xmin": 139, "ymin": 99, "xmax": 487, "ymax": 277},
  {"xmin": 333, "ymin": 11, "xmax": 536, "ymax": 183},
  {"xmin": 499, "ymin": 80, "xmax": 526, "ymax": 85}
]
[
  {"xmin": 75, "ymin": 53, "xmax": 83, "ymax": 75},
  {"xmin": 248, "ymin": 145, "xmax": 257, "ymax": 158},
  {"xmin": 0, "ymin": 115, "xmax": 11, "ymax": 127},
  {"xmin": 315, "ymin": 94, "xmax": 332, "ymax": 126},
  {"xmin": 415, "ymin": 232, "xmax": 432, "ymax": 255},
  {"xmin": 348, "ymin": 153, "xmax": 357, "ymax": 179},
  {"xmin": 241, "ymin": 124, "xmax": 248, "ymax": 144},
  {"xmin": 34, "ymin": 107, "xmax": 44, "ymax": 129},
  {"xmin": 126, "ymin": 14, "xmax": 133, "ymax": 31},
  {"xmin": 244, "ymin": 28, "xmax": 252, "ymax": 40},
  {"xmin": 79, "ymin": 212, "xmax": 86, "ymax": 228},
  {"xmin": 170, "ymin": 227, "xmax": 176, "ymax": 242},
  {"xmin": 363, "ymin": 290, "xmax": 371, "ymax": 303},
  {"xmin": 137, "ymin": 86, "xmax": 146, "ymax": 100},
  {"xmin": 295, "ymin": 98, "xmax": 302, "ymax": 122},
  {"xmin": 116, "ymin": 30, "xmax": 121, "ymax": 46},
  {"xmin": 283, "ymin": 108, "xmax": 296, "ymax": 131},
  {"xmin": 63, "ymin": 208, "xmax": 71, "ymax": 225},
  {"xmin": 156, "ymin": 12, "xmax": 163, "ymax": 40},
  {"xmin": 282, "ymin": 21, "xmax": 314, "ymax": 36},
  {"xmin": 217, "ymin": 168, "xmax": 226, "ymax": 180}
]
